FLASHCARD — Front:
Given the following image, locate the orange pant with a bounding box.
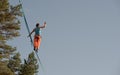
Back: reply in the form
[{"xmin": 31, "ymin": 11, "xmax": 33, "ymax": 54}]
[{"xmin": 34, "ymin": 35, "xmax": 41, "ymax": 49}]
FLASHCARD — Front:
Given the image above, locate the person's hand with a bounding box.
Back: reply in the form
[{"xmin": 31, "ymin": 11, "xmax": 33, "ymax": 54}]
[
  {"xmin": 27, "ymin": 35, "xmax": 30, "ymax": 37},
  {"xmin": 44, "ymin": 21, "xmax": 46, "ymax": 25}
]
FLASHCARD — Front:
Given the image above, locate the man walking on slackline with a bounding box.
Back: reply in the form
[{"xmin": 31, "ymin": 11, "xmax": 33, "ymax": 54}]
[{"xmin": 28, "ymin": 22, "xmax": 46, "ymax": 52}]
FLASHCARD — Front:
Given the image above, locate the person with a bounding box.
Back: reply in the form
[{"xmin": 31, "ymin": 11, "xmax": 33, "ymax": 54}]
[{"xmin": 28, "ymin": 22, "xmax": 46, "ymax": 52}]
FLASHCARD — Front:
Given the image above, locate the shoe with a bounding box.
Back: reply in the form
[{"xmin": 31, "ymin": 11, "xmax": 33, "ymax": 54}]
[
  {"xmin": 36, "ymin": 50, "xmax": 38, "ymax": 53},
  {"xmin": 34, "ymin": 47, "xmax": 35, "ymax": 51}
]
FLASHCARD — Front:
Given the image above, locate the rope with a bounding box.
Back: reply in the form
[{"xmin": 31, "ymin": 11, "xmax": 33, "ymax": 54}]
[
  {"xmin": 35, "ymin": 52, "xmax": 45, "ymax": 72},
  {"xmin": 19, "ymin": 0, "xmax": 45, "ymax": 72},
  {"xmin": 19, "ymin": 0, "xmax": 33, "ymax": 45}
]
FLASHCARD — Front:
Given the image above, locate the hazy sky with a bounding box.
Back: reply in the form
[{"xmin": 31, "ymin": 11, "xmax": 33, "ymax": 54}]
[{"xmin": 9, "ymin": 0, "xmax": 120, "ymax": 75}]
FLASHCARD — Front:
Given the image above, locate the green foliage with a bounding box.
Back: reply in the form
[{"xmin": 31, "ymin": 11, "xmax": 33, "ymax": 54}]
[
  {"xmin": 0, "ymin": 0, "xmax": 22, "ymax": 41},
  {"xmin": 8, "ymin": 53, "xmax": 21, "ymax": 74},
  {"xmin": 0, "ymin": 0, "xmax": 9, "ymax": 11},
  {"xmin": 0, "ymin": 0, "xmax": 22, "ymax": 75},
  {"xmin": 0, "ymin": 0, "xmax": 22, "ymax": 60},
  {"xmin": 0, "ymin": 62, "xmax": 14, "ymax": 75},
  {"xmin": 0, "ymin": 0, "xmax": 39, "ymax": 75},
  {"xmin": 19, "ymin": 52, "xmax": 39, "ymax": 75}
]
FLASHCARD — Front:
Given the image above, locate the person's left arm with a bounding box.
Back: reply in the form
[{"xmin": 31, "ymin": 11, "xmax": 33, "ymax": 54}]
[{"xmin": 40, "ymin": 21, "xmax": 46, "ymax": 28}]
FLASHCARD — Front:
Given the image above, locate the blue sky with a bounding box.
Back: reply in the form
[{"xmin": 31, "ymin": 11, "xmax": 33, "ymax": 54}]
[{"xmin": 9, "ymin": 0, "xmax": 120, "ymax": 75}]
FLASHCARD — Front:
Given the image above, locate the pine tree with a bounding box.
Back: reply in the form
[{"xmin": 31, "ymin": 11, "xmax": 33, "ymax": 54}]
[
  {"xmin": 0, "ymin": 62, "xmax": 14, "ymax": 75},
  {"xmin": 8, "ymin": 53, "xmax": 21, "ymax": 75},
  {"xmin": 0, "ymin": 1, "xmax": 39, "ymax": 75},
  {"xmin": 19, "ymin": 52, "xmax": 39, "ymax": 75},
  {"xmin": 0, "ymin": 0, "xmax": 22, "ymax": 60},
  {"xmin": 0, "ymin": 0, "xmax": 22, "ymax": 75}
]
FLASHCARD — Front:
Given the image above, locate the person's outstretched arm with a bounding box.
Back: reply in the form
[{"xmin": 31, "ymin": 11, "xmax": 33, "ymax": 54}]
[{"xmin": 40, "ymin": 21, "xmax": 46, "ymax": 28}]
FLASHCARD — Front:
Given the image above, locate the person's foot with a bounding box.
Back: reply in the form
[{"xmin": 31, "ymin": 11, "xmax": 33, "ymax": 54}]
[
  {"xmin": 34, "ymin": 47, "xmax": 35, "ymax": 50},
  {"xmin": 36, "ymin": 48, "xmax": 38, "ymax": 52},
  {"xmin": 34, "ymin": 47, "xmax": 38, "ymax": 52},
  {"xmin": 35, "ymin": 50, "xmax": 38, "ymax": 52}
]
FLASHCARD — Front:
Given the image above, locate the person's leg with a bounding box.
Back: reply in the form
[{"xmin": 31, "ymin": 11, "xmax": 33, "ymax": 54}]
[
  {"xmin": 34, "ymin": 36, "xmax": 38, "ymax": 50},
  {"xmin": 36, "ymin": 36, "xmax": 41, "ymax": 51}
]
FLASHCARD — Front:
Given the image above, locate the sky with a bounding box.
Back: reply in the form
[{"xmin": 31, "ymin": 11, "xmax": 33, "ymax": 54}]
[{"xmin": 9, "ymin": 0, "xmax": 120, "ymax": 75}]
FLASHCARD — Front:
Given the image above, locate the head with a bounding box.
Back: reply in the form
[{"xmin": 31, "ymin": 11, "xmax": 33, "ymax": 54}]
[{"xmin": 36, "ymin": 23, "xmax": 39, "ymax": 27}]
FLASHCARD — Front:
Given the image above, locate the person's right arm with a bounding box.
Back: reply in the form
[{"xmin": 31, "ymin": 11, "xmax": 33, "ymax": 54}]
[{"xmin": 27, "ymin": 28, "xmax": 35, "ymax": 37}]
